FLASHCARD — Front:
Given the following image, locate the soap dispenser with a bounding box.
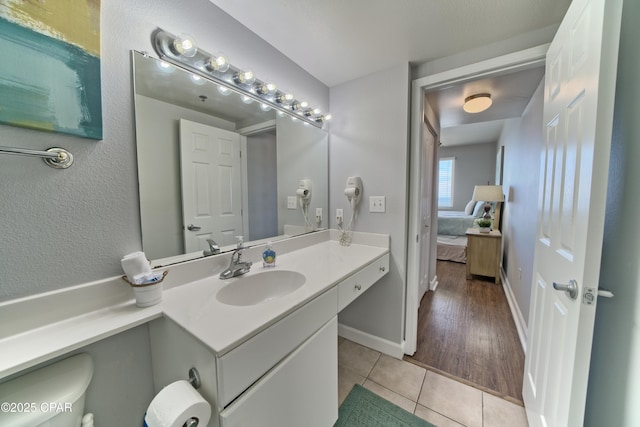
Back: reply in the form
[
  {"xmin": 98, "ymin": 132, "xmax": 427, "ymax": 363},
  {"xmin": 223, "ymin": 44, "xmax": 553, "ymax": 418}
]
[{"xmin": 262, "ymin": 241, "xmax": 276, "ymax": 268}]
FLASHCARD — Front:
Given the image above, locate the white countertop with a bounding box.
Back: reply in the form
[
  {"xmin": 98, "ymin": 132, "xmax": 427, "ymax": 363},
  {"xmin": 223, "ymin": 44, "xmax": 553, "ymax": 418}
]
[
  {"xmin": 163, "ymin": 239, "xmax": 388, "ymax": 355},
  {"xmin": 0, "ymin": 230, "xmax": 388, "ymax": 379}
]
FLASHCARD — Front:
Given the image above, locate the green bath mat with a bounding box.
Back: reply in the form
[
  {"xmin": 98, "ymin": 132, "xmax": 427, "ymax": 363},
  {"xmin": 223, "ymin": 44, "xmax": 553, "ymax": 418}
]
[{"xmin": 334, "ymin": 384, "xmax": 436, "ymax": 427}]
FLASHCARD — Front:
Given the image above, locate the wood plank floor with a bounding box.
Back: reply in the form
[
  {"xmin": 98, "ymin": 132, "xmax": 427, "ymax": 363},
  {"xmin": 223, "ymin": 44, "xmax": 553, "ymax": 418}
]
[{"xmin": 405, "ymin": 260, "xmax": 525, "ymax": 403}]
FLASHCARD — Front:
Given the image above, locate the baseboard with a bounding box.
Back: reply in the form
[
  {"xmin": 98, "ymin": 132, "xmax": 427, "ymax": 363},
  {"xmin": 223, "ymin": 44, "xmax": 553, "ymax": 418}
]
[
  {"xmin": 500, "ymin": 269, "xmax": 528, "ymax": 353},
  {"xmin": 338, "ymin": 324, "xmax": 405, "ymax": 359},
  {"xmin": 429, "ymin": 275, "xmax": 439, "ymax": 291}
]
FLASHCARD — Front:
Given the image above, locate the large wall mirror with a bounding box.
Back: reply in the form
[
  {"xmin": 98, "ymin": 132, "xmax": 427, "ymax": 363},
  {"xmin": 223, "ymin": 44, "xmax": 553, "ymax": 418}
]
[{"xmin": 132, "ymin": 51, "xmax": 329, "ymax": 264}]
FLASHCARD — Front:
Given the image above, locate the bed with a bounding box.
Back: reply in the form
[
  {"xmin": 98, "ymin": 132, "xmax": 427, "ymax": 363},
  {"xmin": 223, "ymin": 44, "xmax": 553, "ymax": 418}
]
[
  {"xmin": 437, "ymin": 235, "xmax": 467, "ymax": 263},
  {"xmin": 437, "ymin": 210, "xmax": 477, "ymax": 236},
  {"xmin": 436, "ymin": 201, "xmax": 486, "ymax": 263},
  {"xmin": 437, "ymin": 200, "xmax": 487, "ymax": 235}
]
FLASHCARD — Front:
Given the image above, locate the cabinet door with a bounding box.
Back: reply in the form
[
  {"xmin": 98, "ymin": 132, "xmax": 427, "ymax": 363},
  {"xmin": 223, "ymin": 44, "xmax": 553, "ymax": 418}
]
[
  {"xmin": 219, "ymin": 317, "xmax": 338, "ymax": 427},
  {"xmin": 468, "ymin": 235, "xmax": 499, "ymax": 277}
]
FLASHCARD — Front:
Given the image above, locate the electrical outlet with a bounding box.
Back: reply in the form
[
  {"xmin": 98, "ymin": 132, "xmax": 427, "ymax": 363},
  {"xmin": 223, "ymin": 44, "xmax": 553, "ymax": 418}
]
[
  {"xmin": 369, "ymin": 196, "xmax": 386, "ymax": 213},
  {"xmin": 287, "ymin": 196, "xmax": 297, "ymax": 209},
  {"xmin": 316, "ymin": 207, "xmax": 323, "ymax": 223},
  {"xmin": 336, "ymin": 208, "xmax": 344, "ymax": 224}
]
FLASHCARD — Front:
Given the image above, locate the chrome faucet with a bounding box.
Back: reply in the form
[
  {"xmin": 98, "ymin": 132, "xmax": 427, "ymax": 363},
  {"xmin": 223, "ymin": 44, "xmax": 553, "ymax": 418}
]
[
  {"xmin": 219, "ymin": 238, "xmax": 252, "ymax": 279},
  {"xmin": 203, "ymin": 239, "xmax": 220, "ymax": 256}
]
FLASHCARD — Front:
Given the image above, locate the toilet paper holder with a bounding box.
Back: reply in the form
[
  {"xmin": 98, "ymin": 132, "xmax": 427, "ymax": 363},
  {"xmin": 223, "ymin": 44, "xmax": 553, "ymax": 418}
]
[{"xmin": 188, "ymin": 367, "xmax": 201, "ymax": 389}]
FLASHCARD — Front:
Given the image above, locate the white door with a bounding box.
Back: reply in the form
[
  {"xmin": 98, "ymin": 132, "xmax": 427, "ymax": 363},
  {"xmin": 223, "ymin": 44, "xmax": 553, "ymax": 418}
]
[
  {"xmin": 523, "ymin": 0, "xmax": 622, "ymax": 425},
  {"xmin": 180, "ymin": 119, "xmax": 243, "ymax": 253},
  {"xmin": 418, "ymin": 122, "xmax": 437, "ymax": 299}
]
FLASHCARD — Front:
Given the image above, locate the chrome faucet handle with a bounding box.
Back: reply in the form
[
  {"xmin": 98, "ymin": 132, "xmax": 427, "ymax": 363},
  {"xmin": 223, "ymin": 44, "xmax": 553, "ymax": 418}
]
[{"xmin": 204, "ymin": 239, "xmax": 220, "ymax": 256}]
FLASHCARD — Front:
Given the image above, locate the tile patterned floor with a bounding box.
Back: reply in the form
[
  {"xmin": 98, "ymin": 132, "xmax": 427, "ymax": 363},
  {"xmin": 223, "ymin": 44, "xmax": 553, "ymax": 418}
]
[{"xmin": 338, "ymin": 337, "xmax": 529, "ymax": 427}]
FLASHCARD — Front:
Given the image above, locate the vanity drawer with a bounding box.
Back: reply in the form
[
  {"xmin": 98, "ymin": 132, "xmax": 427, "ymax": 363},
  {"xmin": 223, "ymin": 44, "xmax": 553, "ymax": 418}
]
[
  {"xmin": 338, "ymin": 253, "xmax": 389, "ymax": 312},
  {"xmin": 217, "ymin": 286, "xmax": 337, "ymax": 409}
]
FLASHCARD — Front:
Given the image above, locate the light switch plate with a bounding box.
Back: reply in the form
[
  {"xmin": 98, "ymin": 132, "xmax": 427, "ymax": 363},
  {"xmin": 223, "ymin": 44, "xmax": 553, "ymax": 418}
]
[
  {"xmin": 369, "ymin": 196, "xmax": 386, "ymax": 213},
  {"xmin": 287, "ymin": 196, "xmax": 297, "ymax": 209}
]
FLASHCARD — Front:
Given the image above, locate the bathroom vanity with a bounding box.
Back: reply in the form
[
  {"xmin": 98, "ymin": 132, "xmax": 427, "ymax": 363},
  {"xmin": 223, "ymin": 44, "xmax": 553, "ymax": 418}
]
[
  {"xmin": 0, "ymin": 230, "xmax": 389, "ymax": 427},
  {"xmin": 150, "ymin": 232, "xmax": 389, "ymax": 426}
]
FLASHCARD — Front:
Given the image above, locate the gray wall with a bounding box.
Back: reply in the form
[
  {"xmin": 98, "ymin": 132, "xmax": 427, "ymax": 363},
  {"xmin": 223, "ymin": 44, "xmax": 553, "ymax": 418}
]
[
  {"xmin": 585, "ymin": 0, "xmax": 640, "ymax": 423},
  {"xmin": 0, "ymin": 0, "xmax": 328, "ymax": 302},
  {"xmin": 330, "ymin": 64, "xmax": 410, "ymax": 344},
  {"xmin": 276, "ymin": 116, "xmax": 329, "ymax": 233},
  {"xmin": 498, "ymin": 79, "xmax": 544, "ymax": 325},
  {"xmin": 438, "ymin": 142, "xmax": 497, "ymax": 211},
  {"xmin": 246, "ymin": 132, "xmax": 278, "ymax": 241}
]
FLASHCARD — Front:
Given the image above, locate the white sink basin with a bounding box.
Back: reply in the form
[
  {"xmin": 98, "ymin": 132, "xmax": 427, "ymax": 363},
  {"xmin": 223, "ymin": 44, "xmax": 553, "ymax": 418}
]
[{"xmin": 216, "ymin": 270, "xmax": 306, "ymax": 306}]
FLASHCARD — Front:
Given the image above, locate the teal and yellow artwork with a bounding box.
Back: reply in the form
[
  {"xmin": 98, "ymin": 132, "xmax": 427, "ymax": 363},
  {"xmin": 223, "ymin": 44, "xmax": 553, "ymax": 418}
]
[{"xmin": 0, "ymin": 0, "xmax": 102, "ymax": 140}]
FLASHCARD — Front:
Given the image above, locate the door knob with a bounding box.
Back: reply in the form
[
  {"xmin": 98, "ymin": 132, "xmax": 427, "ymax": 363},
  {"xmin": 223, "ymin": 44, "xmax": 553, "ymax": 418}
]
[
  {"xmin": 187, "ymin": 224, "xmax": 201, "ymax": 231},
  {"xmin": 553, "ymin": 279, "xmax": 578, "ymax": 300}
]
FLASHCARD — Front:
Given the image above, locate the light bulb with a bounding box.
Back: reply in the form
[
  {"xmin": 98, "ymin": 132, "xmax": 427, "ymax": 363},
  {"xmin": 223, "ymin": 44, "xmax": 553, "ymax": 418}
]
[
  {"xmin": 254, "ymin": 82, "xmax": 269, "ymax": 95},
  {"xmin": 190, "ymin": 74, "xmax": 205, "ymax": 85},
  {"xmin": 234, "ymin": 70, "xmax": 255, "ymax": 85},
  {"xmin": 292, "ymin": 100, "xmax": 308, "ymax": 111},
  {"xmin": 312, "ymin": 108, "xmax": 322, "ymax": 117},
  {"xmin": 206, "ymin": 55, "xmax": 230, "ymax": 73},
  {"xmin": 157, "ymin": 61, "xmax": 175, "ymax": 73},
  {"xmin": 317, "ymin": 113, "xmax": 332, "ymax": 123},
  {"xmin": 217, "ymin": 85, "xmax": 231, "ymax": 96},
  {"xmin": 172, "ymin": 34, "xmax": 197, "ymax": 58},
  {"xmin": 276, "ymin": 92, "xmax": 294, "ymax": 105},
  {"xmin": 266, "ymin": 82, "xmax": 277, "ymax": 94}
]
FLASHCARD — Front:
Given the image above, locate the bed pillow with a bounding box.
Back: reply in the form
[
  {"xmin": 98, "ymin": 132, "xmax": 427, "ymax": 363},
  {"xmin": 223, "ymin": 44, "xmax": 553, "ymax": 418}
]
[{"xmin": 464, "ymin": 200, "xmax": 476, "ymax": 215}]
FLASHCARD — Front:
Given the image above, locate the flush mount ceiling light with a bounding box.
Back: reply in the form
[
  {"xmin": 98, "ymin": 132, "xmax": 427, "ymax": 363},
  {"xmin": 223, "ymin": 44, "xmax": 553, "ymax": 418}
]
[
  {"xmin": 153, "ymin": 28, "xmax": 331, "ymax": 128},
  {"xmin": 463, "ymin": 93, "xmax": 492, "ymax": 113}
]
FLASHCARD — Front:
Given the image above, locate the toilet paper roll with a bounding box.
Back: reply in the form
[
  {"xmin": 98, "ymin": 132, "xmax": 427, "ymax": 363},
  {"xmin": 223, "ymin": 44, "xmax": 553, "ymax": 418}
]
[
  {"xmin": 121, "ymin": 251, "xmax": 151, "ymax": 281},
  {"xmin": 145, "ymin": 380, "xmax": 211, "ymax": 427}
]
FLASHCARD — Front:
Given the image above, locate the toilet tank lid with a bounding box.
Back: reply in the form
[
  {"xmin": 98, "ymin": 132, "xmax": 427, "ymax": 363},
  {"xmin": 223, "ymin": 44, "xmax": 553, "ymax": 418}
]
[{"xmin": 0, "ymin": 353, "xmax": 93, "ymax": 425}]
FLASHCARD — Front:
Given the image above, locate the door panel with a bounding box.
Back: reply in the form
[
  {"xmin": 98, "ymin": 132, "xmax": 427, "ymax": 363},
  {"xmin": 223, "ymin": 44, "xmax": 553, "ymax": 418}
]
[{"xmin": 523, "ymin": 0, "xmax": 622, "ymax": 425}]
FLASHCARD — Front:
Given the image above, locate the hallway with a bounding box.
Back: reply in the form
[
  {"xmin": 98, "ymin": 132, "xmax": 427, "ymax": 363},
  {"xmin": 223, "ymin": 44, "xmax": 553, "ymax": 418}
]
[{"xmin": 405, "ymin": 260, "xmax": 525, "ymax": 403}]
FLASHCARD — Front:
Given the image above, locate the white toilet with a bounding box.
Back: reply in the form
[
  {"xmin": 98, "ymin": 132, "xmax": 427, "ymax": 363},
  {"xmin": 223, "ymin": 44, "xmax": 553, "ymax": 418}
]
[{"xmin": 0, "ymin": 353, "xmax": 94, "ymax": 427}]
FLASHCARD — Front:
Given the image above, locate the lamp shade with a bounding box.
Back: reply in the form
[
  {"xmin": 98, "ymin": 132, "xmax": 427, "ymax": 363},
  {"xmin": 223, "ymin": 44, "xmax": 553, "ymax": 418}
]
[{"xmin": 472, "ymin": 185, "xmax": 504, "ymax": 202}]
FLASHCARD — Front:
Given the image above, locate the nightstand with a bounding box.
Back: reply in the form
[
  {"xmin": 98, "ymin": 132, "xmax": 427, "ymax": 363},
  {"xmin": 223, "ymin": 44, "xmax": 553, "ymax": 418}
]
[{"xmin": 466, "ymin": 228, "xmax": 502, "ymax": 284}]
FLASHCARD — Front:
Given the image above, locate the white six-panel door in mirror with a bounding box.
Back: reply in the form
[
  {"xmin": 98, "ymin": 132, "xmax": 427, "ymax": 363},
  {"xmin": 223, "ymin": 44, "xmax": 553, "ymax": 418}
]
[{"xmin": 180, "ymin": 119, "xmax": 243, "ymax": 251}]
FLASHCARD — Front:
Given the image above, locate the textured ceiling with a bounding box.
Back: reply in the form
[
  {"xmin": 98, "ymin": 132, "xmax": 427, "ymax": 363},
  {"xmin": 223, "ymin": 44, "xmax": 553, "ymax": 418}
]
[{"xmin": 210, "ymin": 0, "xmax": 570, "ymax": 87}]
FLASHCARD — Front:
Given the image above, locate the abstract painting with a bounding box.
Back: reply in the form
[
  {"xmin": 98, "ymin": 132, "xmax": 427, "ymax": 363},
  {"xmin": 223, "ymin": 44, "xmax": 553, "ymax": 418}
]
[{"xmin": 0, "ymin": 0, "xmax": 102, "ymax": 140}]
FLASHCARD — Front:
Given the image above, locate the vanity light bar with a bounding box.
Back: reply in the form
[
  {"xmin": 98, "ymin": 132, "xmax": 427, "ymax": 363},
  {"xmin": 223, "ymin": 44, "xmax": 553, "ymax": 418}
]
[{"xmin": 152, "ymin": 29, "xmax": 330, "ymax": 128}]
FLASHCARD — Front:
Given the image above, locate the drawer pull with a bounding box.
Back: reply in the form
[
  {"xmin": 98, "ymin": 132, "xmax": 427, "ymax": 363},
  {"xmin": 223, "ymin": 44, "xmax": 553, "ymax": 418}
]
[
  {"xmin": 379, "ymin": 266, "xmax": 386, "ymax": 272},
  {"xmin": 354, "ymin": 284, "xmax": 362, "ymax": 291}
]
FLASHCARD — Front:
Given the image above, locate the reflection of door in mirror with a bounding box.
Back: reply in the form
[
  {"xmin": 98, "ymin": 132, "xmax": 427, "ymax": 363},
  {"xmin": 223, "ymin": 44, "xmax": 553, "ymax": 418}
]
[{"xmin": 180, "ymin": 119, "xmax": 243, "ymax": 251}]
